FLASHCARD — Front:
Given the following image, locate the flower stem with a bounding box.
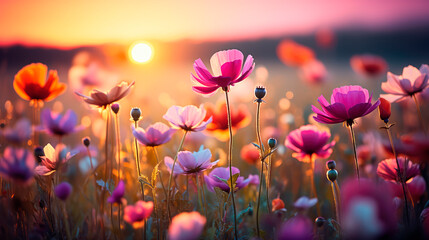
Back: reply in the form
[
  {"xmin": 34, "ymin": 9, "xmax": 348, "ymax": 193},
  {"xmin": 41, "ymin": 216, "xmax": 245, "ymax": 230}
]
[
  {"xmin": 255, "ymin": 100, "xmax": 265, "ymax": 238},
  {"xmin": 412, "ymin": 94, "xmax": 427, "ymax": 135},
  {"xmin": 200, "ymin": 174, "xmax": 208, "ymax": 218},
  {"xmin": 86, "ymin": 146, "xmax": 99, "ymax": 233},
  {"xmin": 310, "ymin": 156, "xmax": 321, "ymax": 216},
  {"xmin": 114, "ymin": 113, "xmax": 121, "ymax": 181},
  {"xmin": 133, "ymin": 120, "xmax": 146, "ymax": 239},
  {"xmin": 331, "ymin": 181, "xmax": 340, "ymax": 223},
  {"xmin": 348, "ymin": 123, "xmax": 360, "ymax": 182},
  {"xmin": 152, "ymin": 147, "xmax": 168, "ymax": 200},
  {"xmin": 166, "ymin": 131, "xmax": 188, "ymax": 221},
  {"xmin": 61, "ymin": 203, "xmax": 72, "ymax": 240},
  {"xmin": 224, "ymin": 90, "xmax": 238, "ymax": 240}
]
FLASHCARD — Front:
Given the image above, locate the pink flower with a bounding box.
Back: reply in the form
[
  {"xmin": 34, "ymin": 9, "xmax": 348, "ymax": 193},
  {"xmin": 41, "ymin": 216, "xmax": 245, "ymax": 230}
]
[
  {"xmin": 293, "ymin": 196, "xmax": 318, "ymax": 210},
  {"xmin": 381, "ymin": 64, "xmax": 429, "ymax": 102},
  {"xmin": 107, "ymin": 180, "xmax": 125, "ymax": 204},
  {"xmin": 35, "ymin": 143, "xmax": 75, "ymax": 176},
  {"xmin": 285, "ymin": 125, "xmax": 335, "ymax": 163},
  {"xmin": 388, "ymin": 175, "xmax": 426, "ymax": 203},
  {"xmin": 164, "ymin": 146, "xmax": 219, "ymax": 175},
  {"xmin": 132, "ymin": 122, "xmax": 176, "ymax": 147},
  {"xmin": 350, "ymin": 54, "xmax": 387, "ymax": 77},
  {"xmin": 40, "ymin": 109, "xmax": 84, "ymax": 136},
  {"xmin": 191, "ymin": 49, "xmax": 255, "ymax": 96},
  {"xmin": 376, "ymin": 157, "xmax": 420, "ymax": 183},
  {"xmin": 75, "ymin": 81, "xmax": 134, "ymax": 108},
  {"xmin": 420, "ymin": 207, "xmax": 429, "ymax": 235},
  {"xmin": 168, "ymin": 211, "xmax": 206, "ymax": 240},
  {"xmin": 2, "ymin": 118, "xmax": 32, "ymax": 144},
  {"xmin": 0, "ymin": 147, "xmax": 35, "ymax": 185},
  {"xmin": 312, "ymin": 85, "xmax": 380, "ymax": 125},
  {"xmin": 299, "ymin": 60, "xmax": 327, "ymax": 85},
  {"xmin": 278, "ymin": 215, "xmax": 313, "ymax": 240},
  {"xmin": 163, "ymin": 105, "xmax": 212, "ymax": 132},
  {"xmin": 123, "ymin": 201, "xmax": 153, "ymax": 229},
  {"xmin": 204, "ymin": 167, "xmax": 258, "ymax": 193}
]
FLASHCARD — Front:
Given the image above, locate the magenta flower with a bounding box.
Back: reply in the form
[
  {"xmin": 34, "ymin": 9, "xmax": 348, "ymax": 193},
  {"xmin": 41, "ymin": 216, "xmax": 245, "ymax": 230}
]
[
  {"xmin": 376, "ymin": 157, "xmax": 420, "ymax": 183},
  {"xmin": 0, "ymin": 147, "xmax": 35, "ymax": 185},
  {"xmin": 278, "ymin": 215, "xmax": 313, "ymax": 240},
  {"xmin": 35, "ymin": 143, "xmax": 75, "ymax": 176},
  {"xmin": 191, "ymin": 49, "xmax": 255, "ymax": 96},
  {"xmin": 388, "ymin": 175, "xmax": 426, "ymax": 202},
  {"xmin": 168, "ymin": 211, "xmax": 206, "ymax": 240},
  {"xmin": 55, "ymin": 182, "xmax": 72, "ymax": 201},
  {"xmin": 75, "ymin": 81, "xmax": 134, "ymax": 108},
  {"xmin": 164, "ymin": 146, "xmax": 219, "ymax": 175},
  {"xmin": 40, "ymin": 109, "xmax": 84, "ymax": 136},
  {"xmin": 204, "ymin": 166, "xmax": 259, "ymax": 193},
  {"xmin": 293, "ymin": 196, "xmax": 318, "ymax": 210},
  {"xmin": 312, "ymin": 85, "xmax": 380, "ymax": 125},
  {"xmin": 108, "ymin": 180, "xmax": 125, "ymax": 204},
  {"xmin": 381, "ymin": 64, "xmax": 429, "ymax": 102},
  {"xmin": 2, "ymin": 118, "xmax": 32, "ymax": 144},
  {"xmin": 163, "ymin": 105, "xmax": 212, "ymax": 132},
  {"xmin": 285, "ymin": 124, "xmax": 335, "ymax": 163},
  {"xmin": 123, "ymin": 201, "xmax": 153, "ymax": 229},
  {"xmin": 132, "ymin": 122, "xmax": 176, "ymax": 147}
]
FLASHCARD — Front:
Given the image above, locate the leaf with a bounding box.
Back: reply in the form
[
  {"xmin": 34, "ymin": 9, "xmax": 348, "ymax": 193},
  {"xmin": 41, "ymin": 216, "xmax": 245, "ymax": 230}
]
[
  {"xmin": 151, "ymin": 162, "xmax": 161, "ymax": 187},
  {"xmin": 214, "ymin": 187, "xmax": 228, "ymax": 202},
  {"xmin": 138, "ymin": 175, "xmax": 153, "ymax": 189},
  {"xmin": 251, "ymin": 142, "xmax": 261, "ymax": 149},
  {"xmin": 229, "ymin": 173, "xmax": 240, "ymax": 191}
]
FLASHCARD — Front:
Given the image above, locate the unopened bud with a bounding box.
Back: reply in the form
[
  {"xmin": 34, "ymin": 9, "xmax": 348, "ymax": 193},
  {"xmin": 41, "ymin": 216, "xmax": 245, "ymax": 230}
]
[
  {"xmin": 82, "ymin": 137, "xmax": 90, "ymax": 147},
  {"xmin": 111, "ymin": 103, "xmax": 120, "ymax": 114},
  {"xmin": 327, "ymin": 169, "xmax": 338, "ymax": 182},
  {"xmin": 130, "ymin": 107, "xmax": 142, "ymax": 122}
]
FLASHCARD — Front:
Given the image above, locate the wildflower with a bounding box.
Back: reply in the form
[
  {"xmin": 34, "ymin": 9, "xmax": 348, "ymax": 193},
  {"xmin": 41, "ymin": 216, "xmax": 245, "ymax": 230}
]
[
  {"xmin": 55, "ymin": 182, "xmax": 72, "ymax": 201},
  {"xmin": 378, "ymin": 98, "xmax": 391, "ymax": 122},
  {"xmin": 376, "ymin": 157, "xmax": 420, "ymax": 183},
  {"xmin": 388, "ymin": 175, "xmax": 426, "ymax": 203},
  {"xmin": 13, "ymin": 63, "xmax": 66, "ymax": 103},
  {"xmin": 40, "ymin": 109, "xmax": 84, "ymax": 136},
  {"xmin": 123, "ymin": 201, "xmax": 153, "ymax": 229},
  {"xmin": 350, "ymin": 54, "xmax": 387, "ymax": 77},
  {"xmin": 294, "ymin": 196, "xmax": 318, "ymax": 210},
  {"xmin": 191, "ymin": 49, "xmax": 255, "ymax": 95},
  {"xmin": 203, "ymin": 102, "xmax": 250, "ymax": 141},
  {"xmin": 277, "ymin": 40, "xmax": 315, "ymax": 67},
  {"xmin": 168, "ymin": 211, "xmax": 206, "ymax": 240},
  {"xmin": 312, "ymin": 85, "xmax": 380, "ymax": 125},
  {"xmin": 163, "ymin": 105, "xmax": 212, "ymax": 132},
  {"xmin": 2, "ymin": 118, "xmax": 32, "ymax": 144},
  {"xmin": 205, "ymin": 167, "xmax": 258, "ymax": 193},
  {"xmin": 272, "ymin": 198, "xmax": 286, "ymax": 212},
  {"xmin": 75, "ymin": 81, "xmax": 135, "ymax": 108},
  {"xmin": 0, "ymin": 147, "xmax": 35, "ymax": 184},
  {"xmin": 164, "ymin": 146, "xmax": 219, "ymax": 175},
  {"xmin": 299, "ymin": 60, "xmax": 327, "ymax": 84},
  {"xmin": 132, "ymin": 122, "xmax": 176, "ymax": 147},
  {"xmin": 35, "ymin": 143, "xmax": 75, "ymax": 176},
  {"xmin": 381, "ymin": 64, "xmax": 429, "ymax": 102},
  {"xmin": 107, "ymin": 180, "xmax": 125, "ymax": 204},
  {"xmin": 240, "ymin": 143, "xmax": 260, "ymax": 165},
  {"xmin": 285, "ymin": 125, "xmax": 335, "ymax": 163},
  {"xmin": 278, "ymin": 215, "xmax": 313, "ymax": 240}
]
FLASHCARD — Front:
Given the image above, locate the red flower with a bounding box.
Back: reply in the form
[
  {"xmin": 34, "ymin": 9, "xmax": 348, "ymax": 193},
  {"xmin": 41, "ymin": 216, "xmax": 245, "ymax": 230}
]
[
  {"xmin": 350, "ymin": 54, "xmax": 387, "ymax": 77},
  {"xmin": 378, "ymin": 97, "xmax": 391, "ymax": 121},
  {"xmin": 240, "ymin": 144, "xmax": 260, "ymax": 165},
  {"xmin": 277, "ymin": 40, "xmax": 315, "ymax": 67}
]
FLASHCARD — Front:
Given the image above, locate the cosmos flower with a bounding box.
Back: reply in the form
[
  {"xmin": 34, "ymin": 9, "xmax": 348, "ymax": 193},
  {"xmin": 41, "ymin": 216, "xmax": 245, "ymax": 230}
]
[
  {"xmin": 204, "ymin": 166, "xmax": 259, "ymax": 193},
  {"xmin": 2, "ymin": 118, "xmax": 32, "ymax": 144},
  {"xmin": 240, "ymin": 143, "xmax": 260, "ymax": 165},
  {"xmin": 132, "ymin": 122, "xmax": 176, "ymax": 147},
  {"xmin": 294, "ymin": 196, "xmax": 318, "ymax": 210},
  {"xmin": 40, "ymin": 109, "xmax": 84, "ymax": 136},
  {"xmin": 164, "ymin": 146, "xmax": 219, "ymax": 175},
  {"xmin": 204, "ymin": 102, "xmax": 251, "ymax": 141},
  {"xmin": 168, "ymin": 211, "xmax": 206, "ymax": 240},
  {"xmin": 388, "ymin": 175, "xmax": 426, "ymax": 203},
  {"xmin": 108, "ymin": 180, "xmax": 125, "ymax": 204},
  {"xmin": 400, "ymin": 133, "xmax": 429, "ymax": 164},
  {"xmin": 350, "ymin": 54, "xmax": 387, "ymax": 77},
  {"xmin": 75, "ymin": 81, "xmax": 135, "ymax": 108},
  {"xmin": 277, "ymin": 215, "xmax": 313, "ymax": 240},
  {"xmin": 312, "ymin": 85, "xmax": 380, "ymax": 125},
  {"xmin": 285, "ymin": 125, "xmax": 335, "ymax": 163},
  {"xmin": 191, "ymin": 49, "xmax": 255, "ymax": 95},
  {"xmin": 55, "ymin": 182, "xmax": 72, "ymax": 201},
  {"xmin": 277, "ymin": 40, "xmax": 315, "ymax": 67},
  {"xmin": 13, "ymin": 63, "xmax": 66, "ymax": 103},
  {"xmin": 299, "ymin": 60, "xmax": 327, "ymax": 85},
  {"xmin": 123, "ymin": 201, "xmax": 153, "ymax": 229},
  {"xmin": 381, "ymin": 64, "xmax": 429, "ymax": 102},
  {"xmin": 0, "ymin": 147, "xmax": 35, "ymax": 185},
  {"xmin": 163, "ymin": 105, "xmax": 212, "ymax": 132},
  {"xmin": 35, "ymin": 143, "xmax": 75, "ymax": 176},
  {"xmin": 376, "ymin": 157, "xmax": 420, "ymax": 183}
]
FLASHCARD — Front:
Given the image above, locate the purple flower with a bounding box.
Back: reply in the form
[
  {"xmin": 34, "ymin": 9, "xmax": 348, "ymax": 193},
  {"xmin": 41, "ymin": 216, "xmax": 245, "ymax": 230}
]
[
  {"xmin": 294, "ymin": 196, "xmax": 318, "ymax": 210},
  {"xmin": 40, "ymin": 109, "xmax": 84, "ymax": 136},
  {"xmin": 163, "ymin": 105, "xmax": 212, "ymax": 132},
  {"xmin": 168, "ymin": 211, "xmax": 206, "ymax": 240},
  {"xmin": 55, "ymin": 182, "xmax": 72, "ymax": 201},
  {"xmin": 204, "ymin": 166, "xmax": 259, "ymax": 193},
  {"xmin": 164, "ymin": 146, "xmax": 219, "ymax": 175},
  {"xmin": 132, "ymin": 122, "xmax": 176, "ymax": 147},
  {"xmin": 0, "ymin": 147, "xmax": 35, "ymax": 185},
  {"xmin": 278, "ymin": 215, "xmax": 313, "ymax": 240},
  {"xmin": 107, "ymin": 180, "xmax": 125, "ymax": 204},
  {"xmin": 312, "ymin": 85, "xmax": 380, "ymax": 125},
  {"xmin": 2, "ymin": 118, "xmax": 32, "ymax": 144}
]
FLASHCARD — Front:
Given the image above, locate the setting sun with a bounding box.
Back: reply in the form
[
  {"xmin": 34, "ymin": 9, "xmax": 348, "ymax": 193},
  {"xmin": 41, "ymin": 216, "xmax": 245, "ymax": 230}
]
[{"xmin": 129, "ymin": 42, "xmax": 153, "ymax": 63}]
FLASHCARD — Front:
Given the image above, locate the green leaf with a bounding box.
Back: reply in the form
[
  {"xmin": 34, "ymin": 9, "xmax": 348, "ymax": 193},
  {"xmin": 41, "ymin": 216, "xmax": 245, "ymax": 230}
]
[{"xmin": 252, "ymin": 142, "xmax": 261, "ymax": 149}]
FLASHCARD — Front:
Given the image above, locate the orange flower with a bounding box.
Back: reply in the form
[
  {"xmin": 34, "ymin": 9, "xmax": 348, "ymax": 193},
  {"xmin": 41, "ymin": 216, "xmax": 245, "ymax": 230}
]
[
  {"xmin": 277, "ymin": 40, "xmax": 315, "ymax": 67},
  {"xmin": 204, "ymin": 102, "xmax": 251, "ymax": 142},
  {"xmin": 13, "ymin": 63, "xmax": 66, "ymax": 103}
]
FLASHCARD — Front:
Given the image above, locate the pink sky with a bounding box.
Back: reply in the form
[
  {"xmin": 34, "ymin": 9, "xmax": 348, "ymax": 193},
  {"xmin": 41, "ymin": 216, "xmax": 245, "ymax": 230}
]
[{"xmin": 1, "ymin": 0, "xmax": 429, "ymax": 48}]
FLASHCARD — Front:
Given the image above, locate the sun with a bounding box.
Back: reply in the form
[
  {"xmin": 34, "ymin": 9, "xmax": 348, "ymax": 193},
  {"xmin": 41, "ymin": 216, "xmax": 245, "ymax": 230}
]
[{"xmin": 129, "ymin": 42, "xmax": 153, "ymax": 63}]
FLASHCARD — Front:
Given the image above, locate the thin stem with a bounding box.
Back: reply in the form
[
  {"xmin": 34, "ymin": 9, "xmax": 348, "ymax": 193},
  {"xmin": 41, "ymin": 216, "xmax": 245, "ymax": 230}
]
[
  {"xmin": 225, "ymin": 90, "xmax": 238, "ymax": 240},
  {"xmin": 412, "ymin": 94, "xmax": 427, "ymax": 135},
  {"xmin": 62, "ymin": 203, "xmax": 72, "ymax": 240},
  {"xmin": 200, "ymin": 174, "xmax": 208, "ymax": 218},
  {"xmin": 166, "ymin": 131, "xmax": 188, "ymax": 221},
  {"xmin": 101, "ymin": 108, "xmax": 111, "ymax": 238},
  {"xmin": 152, "ymin": 147, "xmax": 168, "ymax": 200},
  {"xmin": 133, "ymin": 120, "xmax": 146, "ymax": 239},
  {"xmin": 114, "ymin": 114, "xmax": 121, "ymax": 181},
  {"xmin": 331, "ymin": 182, "xmax": 340, "ymax": 223},
  {"xmin": 255, "ymin": 98, "xmax": 265, "ymax": 238},
  {"xmin": 86, "ymin": 146, "xmax": 99, "ymax": 232},
  {"xmin": 348, "ymin": 124, "xmax": 360, "ymax": 182},
  {"xmin": 310, "ymin": 156, "xmax": 321, "ymax": 216},
  {"xmin": 256, "ymin": 160, "xmax": 264, "ymax": 238}
]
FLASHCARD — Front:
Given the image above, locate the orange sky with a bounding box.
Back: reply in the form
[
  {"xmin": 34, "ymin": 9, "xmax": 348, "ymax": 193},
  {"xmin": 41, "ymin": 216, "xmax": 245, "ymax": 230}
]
[{"xmin": 1, "ymin": 0, "xmax": 429, "ymax": 48}]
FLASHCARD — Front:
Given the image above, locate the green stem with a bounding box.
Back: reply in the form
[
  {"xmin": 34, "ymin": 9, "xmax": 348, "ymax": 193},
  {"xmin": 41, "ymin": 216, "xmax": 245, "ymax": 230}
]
[
  {"xmin": 166, "ymin": 131, "xmax": 188, "ymax": 221},
  {"xmin": 331, "ymin": 181, "xmax": 340, "ymax": 223},
  {"xmin": 310, "ymin": 156, "xmax": 321, "ymax": 216},
  {"xmin": 255, "ymin": 100, "xmax": 265, "ymax": 238},
  {"xmin": 200, "ymin": 174, "xmax": 208, "ymax": 218},
  {"xmin": 348, "ymin": 123, "xmax": 360, "ymax": 182},
  {"xmin": 133, "ymin": 120, "xmax": 146, "ymax": 239},
  {"xmin": 224, "ymin": 90, "xmax": 238, "ymax": 240},
  {"xmin": 62, "ymin": 203, "xmax": 72, "ymax": 240},
  {"xmin": 412, "ymin": 94, "xmax": 427, "ymax": 135}
]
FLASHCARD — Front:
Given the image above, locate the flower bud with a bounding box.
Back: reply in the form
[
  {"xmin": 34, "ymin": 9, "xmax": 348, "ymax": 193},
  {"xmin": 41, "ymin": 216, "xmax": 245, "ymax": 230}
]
[
  {"xmin": 378, "ymin": 97, "xmax": 391, "ymax": 123},
  {"xmin": 34, "ymin": 146, "xmax": 45, "ymax": 163},
  {"xmin": 315, "ymin": 217, "xmax": 326, "ymax": 227},
  {"xmin": 130, "ymin": 107, "xmax": 142, "ymax": 122},
  {"xmin": 55, "ymin": 182, "xmax": 72, "ymax": 201},
  {"xmin": 326, "ymin": 169, "xmax": 338, "ymax": 182},
  {"xmin": 255, "ymin": 86, "xmax": 266, "ymax": 101},
  {"xmin": 111, "ymin": 103, "xmax": 120, "ymax": 114},
  {"xmin": 268, "ymin": 138, "xmax": 277, "ymax": 149},
  {"xmin": 82, "ymin": 137, "xmax": 91, "ymax": 147},
  {"xmin": 272, "ymin": 198, "xmax": 285, "ymax": 212},
  {"xmin": 326, "ymin": 160, "xmax": 336, "ymax": 170}
]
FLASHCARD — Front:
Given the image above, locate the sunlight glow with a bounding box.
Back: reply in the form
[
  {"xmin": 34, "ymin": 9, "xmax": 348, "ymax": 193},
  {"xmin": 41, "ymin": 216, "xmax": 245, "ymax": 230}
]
[{"xmin": 129, "ymin": 42, "xmax": 153, "ymax": 63}]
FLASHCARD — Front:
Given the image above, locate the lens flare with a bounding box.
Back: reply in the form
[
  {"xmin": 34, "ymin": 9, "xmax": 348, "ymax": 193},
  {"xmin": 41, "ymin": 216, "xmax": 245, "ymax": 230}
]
[{"xmin": 129, "ymin": 42, "xmax": 153, "ymax": 63}]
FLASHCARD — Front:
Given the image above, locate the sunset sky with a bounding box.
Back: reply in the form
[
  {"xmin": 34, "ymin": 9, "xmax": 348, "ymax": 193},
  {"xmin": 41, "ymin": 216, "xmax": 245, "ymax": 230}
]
[{"xmin": 1, "ymin": 0, "xmax": 429, "ymax": 48}]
